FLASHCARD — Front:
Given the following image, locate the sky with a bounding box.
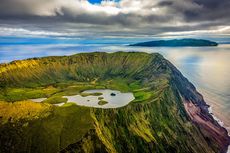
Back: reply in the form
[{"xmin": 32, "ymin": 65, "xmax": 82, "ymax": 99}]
[
  {"xmin": 0, "ymin": 0, "xmax": 229, "ymax": 40},
  {"xmin": 89, "ymin": 0, "xmax": 104, "ymax": 4}
]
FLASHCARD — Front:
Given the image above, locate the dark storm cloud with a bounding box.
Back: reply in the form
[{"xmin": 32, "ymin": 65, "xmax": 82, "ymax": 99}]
[
  {"xmin": 156, "ymin": 1, "xmax": 174, "ymax": 7},
  {"xmin": 155, "ymin": 0, "xmax": 230, "ymax": 23},
  {"xmin": 0, "ymin": 0, "xmax": 229, "ymax": 37},
  {"xmin": 184, "ymin": 0, "xmax": 230, "ymax": 22}
]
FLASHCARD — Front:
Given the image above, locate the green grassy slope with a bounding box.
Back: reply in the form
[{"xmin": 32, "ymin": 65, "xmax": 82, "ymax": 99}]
[
  {"xmin": 0, "ymin": 52, "xmax": 229, "ymax": 153},
  {"xmin": 0, "ymin": 52, "xmax": 152, "ymax": 87},
  {"xmin": 0, "ymin": 103, "xmax": 93, "ymax": 153}
]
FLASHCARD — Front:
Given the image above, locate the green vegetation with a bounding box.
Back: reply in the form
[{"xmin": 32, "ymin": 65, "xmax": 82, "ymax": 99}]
[
  {"xmin": 98, "ymin": 97, "xmax": 104, "ymax": 100},
  {"xmin": 0, "ymin": 52, "xmax": 228, "ymax": 153},
  {"xmin": 98, "ymin": 100, "xmax": 108, "ymax": 106},
  {"xmin": 80, "ymin": 92, "xmax": 102, "ymax": 97},
  {"xmin": 43, "ymin": 95, "xmax": 67, "ymax": 104},
  {"xmin": 0, "ymin": 101, "xmax": 52, "ymax": 124},
  {"xmin": 0, "ymin": 86, "xmax": 59, "ymax": 102},
  {"xmin": 132, "ymin": 90, "xmax": 152, "ymax": 102}
]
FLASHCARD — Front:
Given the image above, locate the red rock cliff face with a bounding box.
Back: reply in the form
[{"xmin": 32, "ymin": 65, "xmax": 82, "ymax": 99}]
[{"xmin": 184, "ymin": 100, "xmax": 230, "ymax": 153}]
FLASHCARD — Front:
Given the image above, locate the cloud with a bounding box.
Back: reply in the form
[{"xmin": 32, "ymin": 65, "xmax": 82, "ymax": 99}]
[
  {"xmin": 160, "ymin": 26, "xmax": 230, "ymax": 37},
  {"xmin": 0, "ymin": 0, "xmax": 229, "ymax": 38}
]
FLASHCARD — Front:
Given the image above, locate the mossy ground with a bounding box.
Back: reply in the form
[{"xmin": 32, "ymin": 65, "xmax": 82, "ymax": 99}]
[
  {"xmin": 98, "ymin": 97, "xmax": 104, "ymax": 100},
  {"xmin": 98, "ymin": 100, "xmax": 108, "ymax": 105}
]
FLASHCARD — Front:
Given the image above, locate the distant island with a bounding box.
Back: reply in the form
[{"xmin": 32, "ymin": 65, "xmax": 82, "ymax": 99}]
[{"xmin": 129, "ymin": 39, "xmax": 218, "ymax": 47}]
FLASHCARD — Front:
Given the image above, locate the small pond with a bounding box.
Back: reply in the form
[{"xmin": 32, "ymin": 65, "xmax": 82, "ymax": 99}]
[{"xmin": 64, "ymin": 89, "xmax": 135, "ymax": 108}]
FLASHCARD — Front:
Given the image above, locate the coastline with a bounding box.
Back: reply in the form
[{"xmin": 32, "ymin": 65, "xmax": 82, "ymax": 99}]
[
  {"xmin": 208, "ymin": 106, "xmax": 230, "ymax": 153},
  {"xmin": 208, "ymin": 106, "xmax": 225, "ymax": 128},
  {"xmin": 201, "ymin": 89, "xmax": 230, "ymax": 134},
  {"xmin": 184, "ymin": 100, "xmax": 230, "ymax": 153},
  {"xmin": 201, "ymin": 91, "xmax": 230, "ymax": 153}
]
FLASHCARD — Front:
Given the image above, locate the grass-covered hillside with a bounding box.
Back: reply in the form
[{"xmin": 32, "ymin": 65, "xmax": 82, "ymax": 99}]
[{"xmin": 0, "ymin": 52, "xmax": 229, "ymax": 153}]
